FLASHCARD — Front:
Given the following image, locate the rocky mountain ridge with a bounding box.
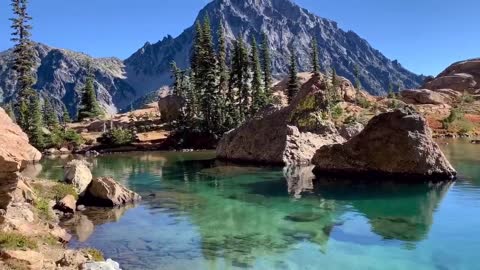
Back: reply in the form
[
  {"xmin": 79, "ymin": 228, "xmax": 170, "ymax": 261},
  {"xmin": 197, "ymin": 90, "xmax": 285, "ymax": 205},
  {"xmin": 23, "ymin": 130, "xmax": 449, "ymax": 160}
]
[{"xmin": 0, "ymin": 0, "xmax": 424, "ymax": 115}]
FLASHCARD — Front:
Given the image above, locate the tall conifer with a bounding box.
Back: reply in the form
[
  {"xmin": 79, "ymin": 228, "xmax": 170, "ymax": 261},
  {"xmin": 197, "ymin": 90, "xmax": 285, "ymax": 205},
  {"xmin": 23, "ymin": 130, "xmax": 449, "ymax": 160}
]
[
  {"xmin": 78, "ymin": 64, "xmax": 103, "ymax": 121},
  {"xmin": 10, "ymin": 0, "xmax": 36, "ymax": 130},
  {"xmin": 251, "ymin": 37, "xmax": 266, "ymax": 115},
  {"xmin": 311, "ymin": 37, "xmax": 320, "ymax": 74},
  {"xmin": 261, "ymin": 33, "xmax": 273, "ymax": 100},
  {"xmin": 287, "ymin": 46, "xmax": 299, "ymax": 104}
]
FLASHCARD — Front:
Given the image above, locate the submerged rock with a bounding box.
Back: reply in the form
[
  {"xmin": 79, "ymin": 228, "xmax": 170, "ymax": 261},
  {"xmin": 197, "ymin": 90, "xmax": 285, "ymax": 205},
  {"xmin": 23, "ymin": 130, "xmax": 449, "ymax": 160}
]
[
  {"xmin": 312, "ymin": 108, "xmax": 457, "ymax": 181},
  {"xmin": 64, "ymin": 159, "xmax": 93, "ymax": 195},
  {"xmin": 82, "ymin": 258, "xmax": 121, "ymax": 270},
  {"xmin": 216, "ymin": 74, "xmax": 345, "ymax": 165},
  {"xmin": 80, "ymin": 177, "xmax": 141, "ymax": 207}
]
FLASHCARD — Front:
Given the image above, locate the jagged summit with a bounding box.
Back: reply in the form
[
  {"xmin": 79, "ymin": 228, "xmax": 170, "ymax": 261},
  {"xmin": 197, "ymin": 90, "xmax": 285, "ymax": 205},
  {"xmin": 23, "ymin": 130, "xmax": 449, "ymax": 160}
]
[{"xmin": 0, "ymin": 0, "xmax": 423, "ymax": 114}]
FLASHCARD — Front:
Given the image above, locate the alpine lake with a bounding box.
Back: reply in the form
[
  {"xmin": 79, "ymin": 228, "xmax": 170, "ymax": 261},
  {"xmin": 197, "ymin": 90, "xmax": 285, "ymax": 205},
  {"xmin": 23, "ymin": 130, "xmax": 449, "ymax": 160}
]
[{"xmin": 34, "ymin": 139, "xmax": 480, "ymax": 270}]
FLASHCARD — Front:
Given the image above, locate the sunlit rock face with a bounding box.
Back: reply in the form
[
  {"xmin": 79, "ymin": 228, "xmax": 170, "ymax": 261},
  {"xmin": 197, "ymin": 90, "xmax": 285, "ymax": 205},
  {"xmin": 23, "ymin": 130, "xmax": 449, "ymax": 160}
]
[
  {"xmin": 0, "ymin": 108, "xmax": 41, "ymax": 210},
  {"xmin": 216, "ymin": 74, "xmax": 345, "ymax": 165},
  {"xmin": 312, "ymin": 108, "xmax": 457, "ymax": 181},
  {"xmin": 125, "ymin": 0, "xmax": 423, "ymax": 98}
]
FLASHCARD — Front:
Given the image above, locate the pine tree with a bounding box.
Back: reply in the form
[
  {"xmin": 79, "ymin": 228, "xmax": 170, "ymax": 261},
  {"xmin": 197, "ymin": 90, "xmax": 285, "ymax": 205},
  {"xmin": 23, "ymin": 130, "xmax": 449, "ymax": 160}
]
[
  {"xmin": 331, "ymin": 68, "xmax": 339, "ymax": 102},
  {"xmin": 191, "ymin": 21, "xmax": 204, "ymax": 94},
  {"xmin": 230, "ymin": 36, "xmax": 251, "ymax": 122},
  {"xmin": 311, "ymin": 37, "xmax": 320, "ymax": 74},
  {"xmin": 217, "ymin": 23, "xmax": 229, "ymax": 132},
  {"xmin": 198, "ymin": 15, "xmax": 219, "ymax": 133},
  {"xmin": 3, "ymin": 103, "xmax": 16, "ymax": 122},
  {"xmin": 62, "ymin": 104, "xmax": 71, "ymax": 124},
  {"xmin": 387, "ymin": 82, "xmax": 396, "ymax": 98},
  {"xmin": 18, "ymin": 99, "xmax": 28, "ymax": 129},
  {"xmin": 43, "ymin": 98, "xmax": 59, "ymax": 130},
  {"xmin": 261, "ymin": 33, "xmax": 273, "ymax": 100},
  {"xmin": 250, "ymin": 37, "xmax": 266, "ymax": 115},
  {"xmin": 78, "ymin": 65, "xmax": 103, "ymax": 121},
  {"xmin": 287, "ymin": 46, "xmax": 299, "ymax": 104},
  {"xmin": 28, "ymin": 94, "xmax": 44, "ymax": 149},
  {"xmin": 353, "ymin": 64, "xmax": 362, "ymax": 103},
  {"xmin": 10, "ymin": 0, "xmax": 36, "ymax": 130}
]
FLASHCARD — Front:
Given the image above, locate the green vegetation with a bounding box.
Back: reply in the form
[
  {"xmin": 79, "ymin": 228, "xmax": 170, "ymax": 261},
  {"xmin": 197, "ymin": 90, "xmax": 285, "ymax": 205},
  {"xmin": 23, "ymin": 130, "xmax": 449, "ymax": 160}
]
[
  {"xmin": 331, "ymin": 104, "xmax": 344, "ymax": 120},
  {"xmin": 99, "ymin": 128, "xmax": 135, "ymax": 146},
  {"xmin": 31, "ymin": 181, "xmax": 78, "ymax": 201},
  {"xmin": 311, "ymin": 37, "xmax": 320, "ymax": 74},
  {"xmin": 0, "ymin": 232, "xmax": 37, "ymax": 250},
  {"xmin": 34, "ymin": 197, "xmax": 52, "ymax": 220},
  {"xmin": 287, "ymin": 46, "xmax": 299, "ymax": 104},
  {"xmin": 170, "ymin": 18, "xmax": 274, "ymax": 137},
  {"xmin": 84, "ymin": 248, "xmax": 105, "ymax": 261},
  {"xmin": 78, "ymin": 63, "xmax": 104, "ymax": 121}
]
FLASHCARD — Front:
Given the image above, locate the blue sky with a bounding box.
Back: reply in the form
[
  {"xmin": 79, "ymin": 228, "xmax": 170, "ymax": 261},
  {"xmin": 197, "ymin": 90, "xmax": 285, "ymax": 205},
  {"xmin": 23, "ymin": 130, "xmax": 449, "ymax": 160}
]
[{"xmin": 0, "ymin": 0, "xmax": 477, "ymax": 76}]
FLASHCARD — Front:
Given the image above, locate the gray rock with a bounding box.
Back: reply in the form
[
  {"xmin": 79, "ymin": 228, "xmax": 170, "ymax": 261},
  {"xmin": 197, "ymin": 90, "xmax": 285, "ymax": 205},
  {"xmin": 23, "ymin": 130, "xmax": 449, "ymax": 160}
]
[
  {"xmin": 217, "ymin": 74, "xmax": 345, "ymax": 165},
  {"xmin": 312, "ymin": 108, "xmax": 457, "ymax": 180},
  {"xmin": 423, "ymin": 58, "xmax": 480, "ymax": 95},
  {"xmin": 64, "ymin": 160, "xmax": 93, "ymax": 195},
  {"xmin": 400, "ymin": 88, "xmax": 461, "ymax": 105},
  {"xmin": 0, "ymin": 0, "xmax": 423, "ymax": 112},
  {"xmin": 339, "ymin": 122, "xmax": 364, "ymax": 140},
  {"xmin": 81, "ymin": 177, "xmax": 141, "ymax": 207},
  {"xmin": 82, "ymin": 259, "xmax": 121, "ymax": 270}
]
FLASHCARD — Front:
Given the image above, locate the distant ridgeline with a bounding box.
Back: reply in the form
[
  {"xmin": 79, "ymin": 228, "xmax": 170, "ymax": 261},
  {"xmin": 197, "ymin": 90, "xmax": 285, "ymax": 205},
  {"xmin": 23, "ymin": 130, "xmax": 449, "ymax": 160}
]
[{"xmin": 0, "ymin": 0, "xmax": 423, "ymax": 115}]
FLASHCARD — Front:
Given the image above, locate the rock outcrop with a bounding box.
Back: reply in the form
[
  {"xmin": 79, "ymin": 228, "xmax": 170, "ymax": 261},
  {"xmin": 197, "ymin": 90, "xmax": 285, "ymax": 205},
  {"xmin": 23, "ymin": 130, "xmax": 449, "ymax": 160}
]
[
  {"xmin": 64, "ymin": 160, "xmax": 93, "ymax": 195},
  {"xmin": 338, "ymin": 122, "xmax": 364, "ymax": 140},
  {"xmin": 423, "ymin": 59, "xmax": 480, "ymax": 95},
  {"xmin": 400, "ymin": 89, "xmax": 461, "ymax": 105},
  {"xmin": 157, "ymin": 95, "xmax": 184, "ymax": 122},
  {"xmin": 217, "ymin": 74, "xmax": 345, "ymax": 165},
  {"xmin": 312, "ymin": 108, "xmax": 456, "ymax": 181},
  {"xmin": 1, "ymin": 0, "xmax": 423, "ymax": 112},
  {"xmin": 0, "ymin": 108, "xmax": 42, "ymax": 210},
  {"xmin": 80, "ymin": 177, "xmax": 141, "ymax": 207}
]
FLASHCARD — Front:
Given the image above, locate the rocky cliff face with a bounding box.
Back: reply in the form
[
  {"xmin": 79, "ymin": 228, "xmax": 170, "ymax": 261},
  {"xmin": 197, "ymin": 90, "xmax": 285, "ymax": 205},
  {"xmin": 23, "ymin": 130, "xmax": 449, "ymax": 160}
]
[
  {"xmin": 126, "ymin": 0, "xmax": 423, "ymax": 96},
  {"xmin": 0, "ymin": 0, "xmax": 423, "ymax": 114},
  {"xmin": 0, "ymin": 43, "xmax": 136, "ymax": 116}
]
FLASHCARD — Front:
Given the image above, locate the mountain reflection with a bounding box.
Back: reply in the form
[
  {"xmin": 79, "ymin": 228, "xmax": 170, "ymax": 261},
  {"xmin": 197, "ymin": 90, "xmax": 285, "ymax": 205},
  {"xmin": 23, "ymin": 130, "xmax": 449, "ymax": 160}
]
[{"xmin": 37, "ymin": 152, "xmax": 456, "ymax": 269}]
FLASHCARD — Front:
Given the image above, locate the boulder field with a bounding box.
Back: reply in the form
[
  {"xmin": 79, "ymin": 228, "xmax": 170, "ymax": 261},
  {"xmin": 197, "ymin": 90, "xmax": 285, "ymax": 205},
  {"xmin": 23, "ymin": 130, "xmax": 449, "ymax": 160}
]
[{"xmin": 312, "ymin": 108, "xmax": 456, "ymax": 181}]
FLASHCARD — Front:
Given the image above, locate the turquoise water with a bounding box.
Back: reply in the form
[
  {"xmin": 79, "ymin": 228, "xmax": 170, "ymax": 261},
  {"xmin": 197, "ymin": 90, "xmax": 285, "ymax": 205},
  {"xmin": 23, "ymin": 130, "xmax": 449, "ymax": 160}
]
[{"xmin": 37, "ymin": 140, "xmax": 480, "ymax": 270}]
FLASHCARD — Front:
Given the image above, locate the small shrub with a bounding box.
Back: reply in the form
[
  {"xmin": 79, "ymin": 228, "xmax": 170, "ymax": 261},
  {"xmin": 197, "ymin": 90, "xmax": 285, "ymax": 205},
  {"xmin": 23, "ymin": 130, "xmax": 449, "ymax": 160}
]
[
  {"xmin": 84, "ymin": 248, "xmax": 105, "ymax": 261},
  {"xmin": 356, "ymin": 96, "xmax": 372, "ymax": 109},
  {"xmin": 331, "ymin": 104, "xmax": 344, "ymax": 120},
  {"xmin": 0, "ymin": 232, "xmax": 37, "ymax": 250},
  {"xmin": 457, "ymin": 119, "xmax": 474, "ymax": 135},
  {"xmin": 441, "ymin": 109, "xmax": 462, "ymax": 129},
  {"xmin": 98, "ymin": 128, "xmax": 135, "ymax": 146},
  {"xmin": 46, "ymin": 128, "xmax": 84, "ymax": 149},
  {"xmin": 343, "ymin": 114, "xmax": 358, "ymax": 125},
  {"xmin": 388, "ymin": 99, "xmax": 403, "ymax": 110},
  {"xmin": 32, "ymin": 182, "xmax": 78, "ymax": 201},
  {"xmin": 34, "ymin": 198, "xmax": 52, "ymax": 221},
  {"xmin": 462, "ymin": 93, "xmax": 475, "ymax": 104}
]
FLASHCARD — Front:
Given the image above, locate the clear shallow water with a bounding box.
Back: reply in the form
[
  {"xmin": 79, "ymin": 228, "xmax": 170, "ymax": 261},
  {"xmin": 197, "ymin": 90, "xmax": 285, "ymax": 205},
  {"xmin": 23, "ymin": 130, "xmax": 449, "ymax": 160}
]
[{"xmin": 37, "ymin": 140, "xmax": 480, "ymax": 270}]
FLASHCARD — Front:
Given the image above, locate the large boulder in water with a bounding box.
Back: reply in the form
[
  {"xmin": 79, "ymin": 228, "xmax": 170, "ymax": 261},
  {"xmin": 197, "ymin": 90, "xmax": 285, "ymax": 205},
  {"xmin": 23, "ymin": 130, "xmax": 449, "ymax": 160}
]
[
  {"xmin": 80, "ymin": 177, "xmax": 141, "ymax": 207},
  {"xmin": 312, "ymin": 108, "xmax": 456, "ymax": 181},
  {"xmin": 64, "ymin": 160, "xmax": 93, "ymax": 195},
  {"xmin": 0, "ymin": 108, "xmax": 42, "ymax": 209},
  {"xmin": 216, "ymin": 74, "xmax": 345, "ymax": 165}
]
